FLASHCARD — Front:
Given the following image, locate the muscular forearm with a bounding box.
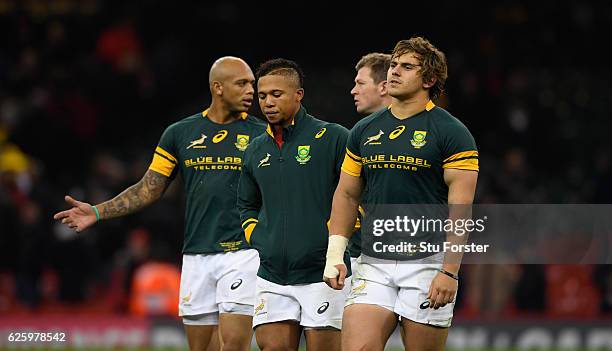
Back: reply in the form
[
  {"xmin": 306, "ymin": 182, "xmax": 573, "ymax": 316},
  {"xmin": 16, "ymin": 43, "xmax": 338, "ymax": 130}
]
[
  {"xmin": 98, "ymin": 170, "xmax": 169, "ymax": 220},
  {"xmin": 324, "ymin": 173, "xmax": 363, "ymax": 284},
  {"xmin": 443, "ymin": 169, "xmax": 478, "ymax": 274},
  {"xmin": 329, "ymin": 189, "xmax": 360, "ymax": 238},
  {"xmin": 443, "ymin": 224, "xmax": 469, "ymax": 274}
]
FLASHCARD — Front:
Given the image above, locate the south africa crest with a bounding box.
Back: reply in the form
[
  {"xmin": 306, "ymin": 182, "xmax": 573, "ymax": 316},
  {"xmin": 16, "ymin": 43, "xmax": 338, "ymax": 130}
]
[
  {"xmin": 410, "ymin": 130, "xmax": 427, "ymax": 149},
  {"xmin": 235, "ymin": 134, "xmax": 250, "ymax": 151},
  {"xmin": 295, "ymin": 145, "xmax": 311, "ymax": 164}
]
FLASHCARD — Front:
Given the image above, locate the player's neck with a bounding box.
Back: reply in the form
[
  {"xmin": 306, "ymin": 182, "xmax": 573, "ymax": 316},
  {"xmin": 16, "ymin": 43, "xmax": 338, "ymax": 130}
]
[
  {"xmin": 367, "ymin": 97, "xmax": 393, "ymax": 114},
  {"xmin": 389, "ymin": 94, "xmax": 430, "ymax": 120},
  {"xmin": 281, "ymin": 116, "xmax": 294, "ymax": 128},
  {"xmin": 279, "ymin": 106, "xmax": 299, "ymax": 128},
  {"xmin": 207, "ymin": 102, "xmax": 241, "ymax": 124},
  {"xmin": 381, "ymin": 96, "xmax": 393, "ymax": 109}
]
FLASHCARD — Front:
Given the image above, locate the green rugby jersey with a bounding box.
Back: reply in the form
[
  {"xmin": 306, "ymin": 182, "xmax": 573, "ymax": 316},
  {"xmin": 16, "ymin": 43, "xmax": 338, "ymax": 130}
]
[
  {"xmin": 342, "ymin": 101, "xmax": 478, "ymax": 258},
  {"xmin": 238, "ymin": 106, "xmax": 352, "ymax": 285},
  {"xmin": 149, "ymin": 109, "xmax": 266, "ymax": 254}
]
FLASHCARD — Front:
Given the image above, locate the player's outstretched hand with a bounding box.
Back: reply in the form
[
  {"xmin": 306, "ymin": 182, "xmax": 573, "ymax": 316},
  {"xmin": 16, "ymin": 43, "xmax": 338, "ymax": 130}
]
[
  {"xmin": 323, "ymin": 263, "xmax": 347, "ymax": 290},
  {"xmin": 53, "ymin": 195, "xmax": 97, "ymax": 233},
  {"xmin": 427, "ymin": 272, "xmax": 458, "ymax": 309}
]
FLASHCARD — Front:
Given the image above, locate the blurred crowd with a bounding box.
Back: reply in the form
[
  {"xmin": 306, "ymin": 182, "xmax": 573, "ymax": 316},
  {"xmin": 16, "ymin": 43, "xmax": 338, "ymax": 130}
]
[{"xmin": 1, "ymin": 0, "xmax": 611, "ymax": 319}]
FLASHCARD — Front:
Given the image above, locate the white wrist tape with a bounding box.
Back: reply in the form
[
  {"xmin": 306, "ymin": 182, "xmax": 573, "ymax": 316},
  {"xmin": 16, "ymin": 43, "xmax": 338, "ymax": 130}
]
[{"xmin": 323, "ymin": 235, "xmax": 349, "ymax": 279}]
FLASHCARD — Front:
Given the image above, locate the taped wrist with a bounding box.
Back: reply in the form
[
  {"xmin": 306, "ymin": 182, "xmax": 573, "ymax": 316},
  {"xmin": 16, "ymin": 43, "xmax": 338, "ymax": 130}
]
[{"xmin": 323, "ymin": 235, "xmax": 348, "ymax": 278}]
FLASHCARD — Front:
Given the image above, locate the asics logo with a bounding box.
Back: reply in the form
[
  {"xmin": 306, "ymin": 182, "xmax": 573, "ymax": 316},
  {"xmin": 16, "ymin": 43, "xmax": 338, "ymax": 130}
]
[
  {"xmin": 230, "ymin": 279, "xmax": 243, "ymax": 290},
  {"xmin": 317, "ymin": 302, "xmax": 330, "ymax": 314},
  {"xmin": 213, "ymin": 130, "xmax": 228, "ymax": 143}
]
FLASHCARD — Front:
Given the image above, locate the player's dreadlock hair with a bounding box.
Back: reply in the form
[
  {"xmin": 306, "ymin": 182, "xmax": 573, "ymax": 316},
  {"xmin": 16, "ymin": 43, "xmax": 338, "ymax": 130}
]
[
  {"xmin": 355, "ymin": 53, "xmax": 391, "ymax": 84},
  {"xmin": 392, "ymin": 37, "xmax": 448, "ymax": 100},
  {"xmin": 256, "ymin": 58, "xmax": 305, "ymax": 88}
]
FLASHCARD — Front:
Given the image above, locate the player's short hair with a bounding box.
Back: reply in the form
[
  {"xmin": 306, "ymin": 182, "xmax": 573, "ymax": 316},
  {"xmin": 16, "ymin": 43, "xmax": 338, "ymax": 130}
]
[
  {"xmin": 392, "ymin": 37, "xmax": 448, "ymax": 100},
  {"xmin": 355, "ymin": 53, "xmax": 391, "ymax": 84},
  {"xmin": 256, "ymin": 58, "xmax": 304, "ymax": 88}
]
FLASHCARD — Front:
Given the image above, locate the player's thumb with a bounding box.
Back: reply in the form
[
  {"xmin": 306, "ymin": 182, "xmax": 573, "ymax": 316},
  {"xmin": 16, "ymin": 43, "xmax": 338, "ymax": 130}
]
[
  {"xmin": 65, "ymin": 195, "xmax": 81, "ymax": 207},
  {"xmin": 337, "ymin": 264, "xmax": 347, "ymax": 286}
]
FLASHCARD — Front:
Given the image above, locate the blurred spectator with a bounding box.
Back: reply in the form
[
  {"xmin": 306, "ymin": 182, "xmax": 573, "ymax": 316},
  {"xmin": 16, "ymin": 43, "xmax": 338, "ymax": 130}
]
[
  {"xmin": 106, "ymin": 227, "xmax": 151, "ymax": 312},
  {"xmin": 128, "ymin": 261, "xmax": 180, "ymax": 317}
]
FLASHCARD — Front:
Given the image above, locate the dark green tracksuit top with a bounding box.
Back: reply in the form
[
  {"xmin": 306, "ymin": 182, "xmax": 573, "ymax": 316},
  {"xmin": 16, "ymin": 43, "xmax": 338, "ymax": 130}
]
[{"xmin": 237, "ymin": 106, "xmax": 352, "ymax": 285}]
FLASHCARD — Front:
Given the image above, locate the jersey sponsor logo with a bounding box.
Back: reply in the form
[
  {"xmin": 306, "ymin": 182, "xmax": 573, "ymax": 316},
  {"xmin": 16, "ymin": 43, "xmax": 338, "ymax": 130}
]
[
  {"xmin": 420, "ymin": 301, "xmax": 431, "ymax": 309},
  {"xmin": 315, "ymin": 127, "xmax": 327, "ymax": 139},
  {"xmin": 185, "ymin": 156, "xmax": 242, "ymax": 171},
  {"xmin": 212, "ymin": 130, "xmax": 228, "ymax": 143},
  {"xmin": 230, "ymin": 279, "xmax": 243, "ymax": 290},
  {"xmin": 258, "ymin": 153, "xmax": 271, "ymax": 168},
  {"xmin": 187, "ymin": 134, "xmax": 207, "ymax": 149},
  {"xmin": 295, "ymin": 145, "xmax": 311, "ymax": 164},
  {"xmin": 254, "ymin": 298, "xmax": 267, "ymax": 315},
  {"xmin": 410, "ymin": 130, "xmax": 427, "ymax": 149},
  {"xmin": 389, "ymin": 125, "xmax": 406, "ymax": 140},
  {"xmin": 235, "ymin": 134, "xmax": 250, "ymax": 151},
  {"xmin": 317, "ymin": 301, "xmax": 330, "ymax": 314},
  {"xmin": 364, "ymin": 130, "xmax": 385, "ymax": 145},
  {"xmin": 362, "ymin": 154, "xmax": 431, "ymax": 171}
]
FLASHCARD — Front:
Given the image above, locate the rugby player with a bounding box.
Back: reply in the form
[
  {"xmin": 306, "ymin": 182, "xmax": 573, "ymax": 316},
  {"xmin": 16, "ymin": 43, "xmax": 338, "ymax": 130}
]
[
  {"xmin": 238, "ymin": 58, "xmax": 351, "ymax": 351},
  {"xmin": 324, "ymin": 37, "xmax": 479, "ymax": 351},
  {"xmin": 54, "ymin": 57, "xmax": 266, "ymax": 351},
  {"xmin": 351, "ymin": 52, "xmax": 392, "ymax": 115},
  {"xmin": 349, "ymin": 52, "xmax": 392, "ymax": 273}
]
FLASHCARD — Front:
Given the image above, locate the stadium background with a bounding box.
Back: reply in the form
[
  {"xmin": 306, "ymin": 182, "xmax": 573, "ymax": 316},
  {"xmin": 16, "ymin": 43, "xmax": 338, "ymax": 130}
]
[{"xmin": 1, "ymin": 0, "xmax": 611, "ymax": 349}]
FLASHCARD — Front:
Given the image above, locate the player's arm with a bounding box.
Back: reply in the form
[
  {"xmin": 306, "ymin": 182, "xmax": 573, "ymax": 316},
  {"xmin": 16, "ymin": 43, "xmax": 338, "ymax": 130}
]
[
  {"xmin": 330, "ymin": 172, "xmax": 364, "ymax": 240},
  {"xmin": 324, "ymin": 156, "xmax": 364, "ymax": 290},
  {"xmin": 427, "ymin": 168, "xmax": 478, "ymax": 309},
  {"xmin": 99, "ymin": 169, "xmax": 171, "ymax": 219},
  {"xmin": 324, "ymin": 122, "xmax": 364, "ymax": 289},
  {"xmin": 237, "ymin": 150, "xmax": 261, "ymax": 245},
  {"xmin": 329, "ymin": 125, "xmax": 363, "ymax": 240},
  {"xmin": 54, "ymin": 136, "xmax": 178, "ymax": 232},
  {"xmin": 53, "ymin": 169, "xmax": 171, "ymax": 232},
  {"xmin": 443, "ymin": 168, "xmax": 478, "ymax": 273}
]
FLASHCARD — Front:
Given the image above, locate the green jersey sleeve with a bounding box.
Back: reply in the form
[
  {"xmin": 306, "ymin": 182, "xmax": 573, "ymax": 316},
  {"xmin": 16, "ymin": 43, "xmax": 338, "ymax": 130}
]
[
  {"xmin": 149, "ymin": 124, "xmax": 179, "ymax": 179},
  {"xmin": 330, "ymin": 124, "xmax": 349, "ymax": 174},
  {"xmin": 342, "ymin": 123, "xmax": 364, "ymax": 177},
  {"xmin": 237, "ymin": 145, "xmax": 262, "ymax": 244},
  {"xmin": 440, "ymin": 118, "xmax": 479, "ymax": 171}
]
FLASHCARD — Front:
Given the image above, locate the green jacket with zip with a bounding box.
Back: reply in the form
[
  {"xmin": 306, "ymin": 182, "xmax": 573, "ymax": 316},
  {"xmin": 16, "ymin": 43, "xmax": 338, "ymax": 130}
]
[{"xmin": 237, "ymin": 106, "xmax": 352, "ymax": 285}]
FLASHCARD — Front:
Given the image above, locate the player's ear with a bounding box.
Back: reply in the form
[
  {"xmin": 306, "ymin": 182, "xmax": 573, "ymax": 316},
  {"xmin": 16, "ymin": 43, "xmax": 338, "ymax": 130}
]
[
  {"xmin": 212, "ymin": 81, "xmax": 223, "ymax": 96},
  {"xmin": 295, "ymin": 88, "xmax": 304, "ymax": 102},
  {"xmin": 379, "ymin": 80, "xmax": 388, "ymax": 96},
  {"xmin": 423, "ymin": 76, "xmax": 436, "ymax": 89}
]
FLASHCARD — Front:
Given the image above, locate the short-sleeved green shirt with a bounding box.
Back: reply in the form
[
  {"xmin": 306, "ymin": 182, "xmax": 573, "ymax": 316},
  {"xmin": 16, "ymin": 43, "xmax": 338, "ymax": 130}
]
[
  {"xmin": 341, "ymin": 101, "xmax": 478, "ymax": 258},
  {"xmin": 149, "ymin": 109, "xmax": 265, "ymax": 254},
  {"xmin": 343, "ymin": 101, "xmax": 478, "ymax": 204}
]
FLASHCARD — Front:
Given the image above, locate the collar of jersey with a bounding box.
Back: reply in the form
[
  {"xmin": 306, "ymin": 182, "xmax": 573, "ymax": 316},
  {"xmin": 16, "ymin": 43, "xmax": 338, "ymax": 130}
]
[
  {"xmin": 202, "ymin": 108, "xmax": 248, "ymax": 121},
  {"xmin": 387, "ymin": 100, "xmax": 436, "ymax": 113},
  {"xmin": 265, "ymin": 105, "xmax": 307, "ymax": 138}
]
